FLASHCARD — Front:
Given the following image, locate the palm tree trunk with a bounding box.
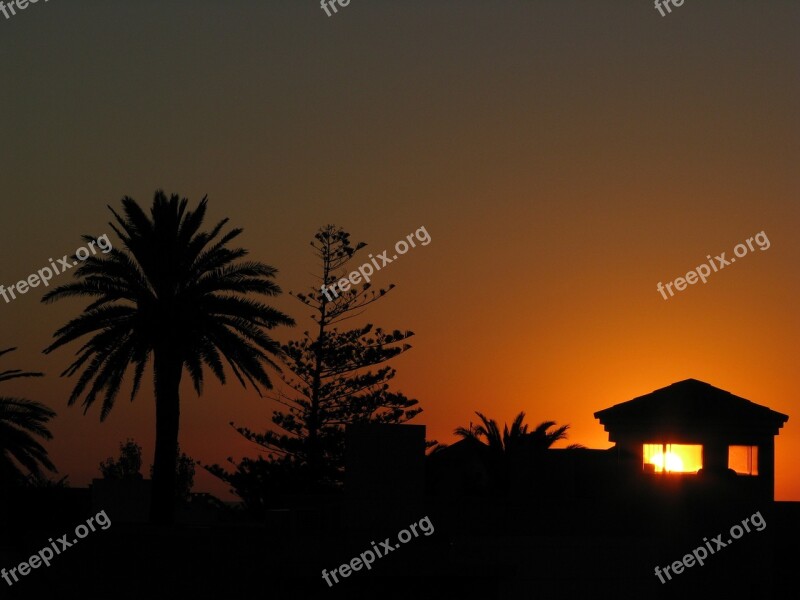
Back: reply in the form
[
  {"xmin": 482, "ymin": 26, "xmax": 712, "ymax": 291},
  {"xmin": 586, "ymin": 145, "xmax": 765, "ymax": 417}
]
[{"xmin": 150, "ymin": 346, "xmax": 182, "ymax": 525}]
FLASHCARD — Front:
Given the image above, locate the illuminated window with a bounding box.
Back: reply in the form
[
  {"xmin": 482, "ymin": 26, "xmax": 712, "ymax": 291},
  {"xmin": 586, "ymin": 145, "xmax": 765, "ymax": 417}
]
[
  {"xmin": 728, "ymin": 445, "xmax": 758, "ymax": 475},
  {"xmin": 643, "ymin": 443, "xmax": 703, "ymax": 474}
]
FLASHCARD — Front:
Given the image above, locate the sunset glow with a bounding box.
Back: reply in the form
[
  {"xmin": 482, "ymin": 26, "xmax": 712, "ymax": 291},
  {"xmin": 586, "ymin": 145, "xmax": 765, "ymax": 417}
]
[
  {"xmin": 643, "ymin": 444, "xmax": 703, "ymax": 474},
  {"xmin": 1, "ymin": 2, "xmax": 798, "ymax": 597},
  {"xmin": 0, "ymin": 1, "xmax": 797, "ymax": 504},
  {"xmin": 650, "ymin": 451, "xmax": 685, "ymax": 473}
]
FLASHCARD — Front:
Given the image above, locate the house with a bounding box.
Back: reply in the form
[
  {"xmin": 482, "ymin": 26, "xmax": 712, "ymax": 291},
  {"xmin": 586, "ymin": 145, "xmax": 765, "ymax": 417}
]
[{"xmin": 594, "ymin": 378, "xmax": 789, "ymax": 502}]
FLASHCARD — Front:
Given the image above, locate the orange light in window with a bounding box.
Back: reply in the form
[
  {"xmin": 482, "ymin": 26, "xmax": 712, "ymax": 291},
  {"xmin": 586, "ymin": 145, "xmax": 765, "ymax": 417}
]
[
  {"xmin": 728, "ymin": 445, "xmax": 758, "ymax": 475},
  {"xmin": 650, "ymin": 451, "xmax": 684, "ymax": 472},
  {"xmin": 643, "ymin": 444, "xmax": 703, "ymax": 473}
]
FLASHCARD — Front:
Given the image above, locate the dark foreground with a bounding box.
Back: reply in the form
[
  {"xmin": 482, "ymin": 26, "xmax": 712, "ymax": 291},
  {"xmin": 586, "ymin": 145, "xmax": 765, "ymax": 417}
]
[{"xmin": 1, "ymin": 491, "xmax": 798, "ymax": 600}]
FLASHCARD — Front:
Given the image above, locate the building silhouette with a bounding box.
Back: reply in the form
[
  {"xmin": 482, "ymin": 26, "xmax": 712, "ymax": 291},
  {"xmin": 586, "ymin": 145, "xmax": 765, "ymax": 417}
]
[{"xmin": 595, "ymin": 378, "xmax": 789, "ymax": 503}]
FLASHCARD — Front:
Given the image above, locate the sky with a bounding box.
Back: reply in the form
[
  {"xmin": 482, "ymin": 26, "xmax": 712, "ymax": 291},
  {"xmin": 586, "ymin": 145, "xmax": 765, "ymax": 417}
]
[{"xmin": 1, "ymin": 0, "xmax": 798, "ymax": 501}]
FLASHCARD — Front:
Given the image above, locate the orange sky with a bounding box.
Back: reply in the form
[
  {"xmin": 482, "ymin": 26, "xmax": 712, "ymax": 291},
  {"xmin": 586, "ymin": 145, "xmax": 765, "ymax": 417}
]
[{"xmin": 1, "ymin": 1, "xmax": 798, "ymax": 501}]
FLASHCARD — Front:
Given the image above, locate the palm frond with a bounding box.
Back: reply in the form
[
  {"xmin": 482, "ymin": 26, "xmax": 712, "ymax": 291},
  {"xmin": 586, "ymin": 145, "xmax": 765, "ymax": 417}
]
[{"xmin": 0, "ymin": 349, "xmax": 57, "ymax": 483}]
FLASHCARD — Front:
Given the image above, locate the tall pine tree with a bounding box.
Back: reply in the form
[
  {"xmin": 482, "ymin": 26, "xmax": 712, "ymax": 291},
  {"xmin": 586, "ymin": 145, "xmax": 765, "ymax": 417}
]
[{"xmin": 209, "ymin": 225, "xmax": 421, "ymax": 499}]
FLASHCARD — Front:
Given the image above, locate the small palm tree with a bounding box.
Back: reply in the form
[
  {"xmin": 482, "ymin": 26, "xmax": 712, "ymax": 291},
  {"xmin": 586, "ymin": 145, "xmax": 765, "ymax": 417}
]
[
  {"xmin": 455, "ymin": 411, "xmax": 579, "ymax": 491},
  {"xmin": 42, "ymin": 191, "xmax": 295, "ymax": 524},
  {"xmin": 0, "ymin": 347, "xmax": 56, "ymax": 485},
  {"xmin": 455, "ymin": 411, "xmax": 578, "ymax": 453}
]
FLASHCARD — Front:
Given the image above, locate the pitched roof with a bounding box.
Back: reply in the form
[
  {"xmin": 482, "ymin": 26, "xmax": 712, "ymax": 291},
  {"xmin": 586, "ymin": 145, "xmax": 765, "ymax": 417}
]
[{"xmin": 594, "ymin": 379, "xmax": 789, "ymax": 439}]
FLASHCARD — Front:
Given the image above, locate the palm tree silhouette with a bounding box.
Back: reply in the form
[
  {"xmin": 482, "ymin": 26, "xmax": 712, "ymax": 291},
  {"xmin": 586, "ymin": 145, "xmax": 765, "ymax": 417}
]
[
  {"xmin": 0, "ymin": 347, "xmax": 56, "ymax": 485},
  {"xmin": 455, "ymin": 411, "xmax": 580, "ymax": 491},
  {"xmin": 42, "ymin": 191, "xmax": 294, "ymax": 524},
  {"xmin": 455, "ymin": 411, "xmax": 575, "ymax": 452}
]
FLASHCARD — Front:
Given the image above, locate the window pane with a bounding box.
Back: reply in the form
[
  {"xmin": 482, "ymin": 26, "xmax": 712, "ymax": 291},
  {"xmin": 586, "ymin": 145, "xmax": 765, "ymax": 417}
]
[
  {"xmin": 643, "ymin": 443, "xmax": 703, "ymax": 473},
  {"xmin": 728, "ymin": 445, "xmax": 758, "ymax": 475},
  {"xmin": 643, "ymin": 444, "xmax": 662, "ymax": 472}
]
